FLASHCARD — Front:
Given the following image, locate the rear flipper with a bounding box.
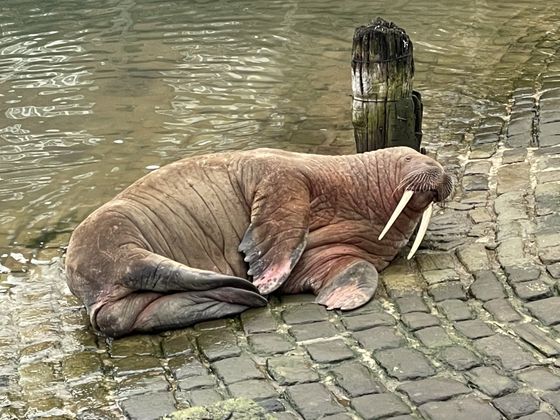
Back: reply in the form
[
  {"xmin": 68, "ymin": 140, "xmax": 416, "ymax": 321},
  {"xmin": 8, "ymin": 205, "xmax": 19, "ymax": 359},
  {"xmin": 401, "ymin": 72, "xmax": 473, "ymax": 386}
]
[
  {"xmin": 315, "ymin": 260, "xmax": 378, "ymax": 311},
  {"xmin": 96, "ymin": 287, "xmax": 267, "ymax": 337}
]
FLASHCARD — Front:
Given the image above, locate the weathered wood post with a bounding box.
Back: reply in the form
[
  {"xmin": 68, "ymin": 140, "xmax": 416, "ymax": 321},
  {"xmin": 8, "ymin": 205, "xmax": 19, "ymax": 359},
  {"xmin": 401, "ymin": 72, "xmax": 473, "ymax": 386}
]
[{"xmin": 351, "ymin": 17, "xmax": 423, "ymax": 152}]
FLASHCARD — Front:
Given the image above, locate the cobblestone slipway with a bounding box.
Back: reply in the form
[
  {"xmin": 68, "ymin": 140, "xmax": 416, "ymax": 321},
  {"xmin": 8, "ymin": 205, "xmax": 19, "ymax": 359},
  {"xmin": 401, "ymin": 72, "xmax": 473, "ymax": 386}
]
[{"xmin": 3, "ymin": 52, "xmax": 560, "ymax": 420}]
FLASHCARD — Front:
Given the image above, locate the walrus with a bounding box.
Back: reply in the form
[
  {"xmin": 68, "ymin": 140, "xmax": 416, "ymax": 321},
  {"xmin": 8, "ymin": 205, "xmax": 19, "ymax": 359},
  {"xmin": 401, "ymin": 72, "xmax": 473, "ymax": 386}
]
[{"xmin": 65, "ymin": 146, "xmax": 453, "ymax": 337}]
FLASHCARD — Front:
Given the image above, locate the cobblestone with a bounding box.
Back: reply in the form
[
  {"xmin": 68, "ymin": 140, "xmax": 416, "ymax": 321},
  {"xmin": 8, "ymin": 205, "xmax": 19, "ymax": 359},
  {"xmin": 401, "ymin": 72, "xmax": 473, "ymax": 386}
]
[
  {"xmin": 437, "ymin": 299, "xmax": 474, "ymax": 321},
  {"xmin": 466, "ymin": 366, "xmax": 518, "ymax": 397},
  {"xmin": 397, "ymin": 377, "xmax": 471, "ymax": 404},
  {"xmin": 493, "ymin": 393, "xmax": 540, "ymax": 419},
  {"xmin": 285, "ymin": 382, "xmax": 344, "ymax": 419},
  {"xmin": 517, "ymin": 368, "xmax": 560, "ymax": 391},
  {"xmin": 330, "ymin": 361, "xmax": 384, "ymax": 397},
  {"xmin": 438, "ymin": 346, "xmax": 481, "ymax": 370},
  {"xmin": 305, "ymin": 339, "xmax": 354, "ymax": 363},
  {"xmin": 351, "ymin": 393, "xmax": 411, "ymax": 419},
  {"xmin": 375, "ymin": 348, "xmax": 436, "ymax": 380},
  {"xmin": 418, "ymin": 397, "xmax": 502, "ymax": 420},
  {"xmin": 525, "ymin": 297, "xmax": 560, "ymax": 326}
]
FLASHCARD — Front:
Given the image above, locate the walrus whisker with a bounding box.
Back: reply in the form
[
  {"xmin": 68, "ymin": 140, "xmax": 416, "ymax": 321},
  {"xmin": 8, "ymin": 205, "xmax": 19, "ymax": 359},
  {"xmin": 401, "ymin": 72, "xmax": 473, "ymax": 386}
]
[
  {"xmin": 379, "ymin": 189, "xmax": 414, "ymax": 240},
  {"xmin": 407, "ymin": 203, "xmax": 433, "ymax": 260}
]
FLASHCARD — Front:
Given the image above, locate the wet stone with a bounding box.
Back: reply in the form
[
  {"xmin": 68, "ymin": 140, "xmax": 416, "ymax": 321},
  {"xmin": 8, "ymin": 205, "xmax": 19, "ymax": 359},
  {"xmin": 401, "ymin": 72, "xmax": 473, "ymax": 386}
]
[
  {"xmin": 506, "ymin": 134, "xmax": 532, "ymax": 148},
  {"xmin": 285, "ymin": 382, "xmax": 343, "ymax": 419},
  {"xmin": 438, "ymin": 346, "xmax": 481, "ymax": 370},
  {"xmin": 484, "ymin": 299, "xmax": 522, "ymax": 322},
  {"xmin": 437, "ymin": 299, "xmax": 474, "ymax": 321},
  {"xmin": 547, "ymin": 262, "xmax": 560, "ymax": 279},
  {"xmin": 418, "ymin": 397, "xmax": 502, "ymax": 420},
  {"xmin": 513, "ymin": 323, "xmax": 560, "ymax": 356},
  {"xmin": 454, "ymin": 320, "xmax": 495, "ymax": 339},
  {"xmin": 466, "ymin": 366, "xmax": 518, "ymax": 397},
  {"xmin": 212, "ymin": 355, "xmax": 264, "ymax": 384},
  {"xmin": 184, "ymin": 388, "xmax": 223, "ymax": 407},
  {"xmin": 227, "ymin": 379, "xmax": 278, "ymax": 401},
  {"xmin": 110, "ymin": 335, "xmax": 162, "ymax": 357},
  {"xmin": 429, "ymin": 282, "xmax": 467, "ymax": 302},
  {"xmin": 282, "ymin": 304, "xmax": 329, "ymax": 325},
  {"xmin": 400, "ymin": 312, "xmax": 440, "ymax": 331},
  {"xmin": 119, "ymin": 391, "xmax": 176, "ymax": 420},
  {"xmin": 267, "ymin": 355, "xmax": 319, "ymax": 385},
  {"xmin": 305, "ymin": 339, "xmax": 354, "ymax": 363},
  {"xmin": 197, "ymin": 329, "xmax": 240, "ymax": 362},
  {"xmin": 330, "ymin": 361, "xmax": 384, "ymax": 397},
  {"xmin": 374, "ymin": 348, "xmax": 435, "ymax": 380},
  {"xmin": 525, "ymin": 297, "xmax": 560, "ymax": 326},
  {"xmin": 474, "ymin": 334, "xmax": 537, "ymax": 371},
  {"xmin": 421, "ymin": 269, "xmax": 460, "ymax": 286},
  {"xmin": 493, "ymin": 393, "xmax": 540, "ymax": 419},
  {"xmin": 470, "ymin": 143, "xmax": 497, "ymax": 159},
  {"xmin": 289, "ymin": 320, "xmax": 338, "ymax": 341},
  {"xmin": 535, "ymin": 183, "xmax": 560, "ymax": 216},
  {"xmin": 195, "ymin": 319, "xmax": 229, "ymax": 331},
  {"xmin": 340, "ymin": 312, "xmax": 395, "ymax": 331},
  {"xmin": 351, "ymin": 393, "xmax": 411, "ymax": 419},
  {"xmin": 457, "ymin": 243, "xmax": 491, "ymax": 272},
  {"xmin": 463, "ymin": 175, "xmax": 489, "ymax": 191},
  {"xmin": 61, "ymin": 352, "xmax": 103, "ymax": 380},
  {"xmin": 177, "ymin": 374, "xmax": 216, "ymax": 391},
  {"xmin": 494, "ymin": 192, "xmax": 528, "ymax": 222},
  {"xmin": 470, "ymin": 271, "xmax": 506, "ymax": 301},
  {"xmin": 505, "ymin": 266, "xmax": 542, "ymax": 283},
  {"xmin": 354, "ymin": 326, "xmax": 406, "ymax": 351},
  {"xmin": 248, "ymin": 333, "xmax": 294, "ymax": 356},
  {"xmin": 513, "ymin": 280, "xmax": 553, "ymax": 301},
  {"xmin": 162, "ymin": 331, "xmax": 194, "ymax": 357},
  {"xmin": 240, "ymin": 308, "xmax": 278, "ymax": 334},
  {"xmin": 397, "ymin": 377, "xmax": 471, "ymax": 405},
  {"xmin": 112, "ymin": 355, "xmax": 163, "ymax": 377},
  {"xmin": 415, "ymin": 326, "xmax": 453, "ymax": 348},
  {"xmin": 507, "ymin": 117, "xmax": 533, "ymax": 137},
  {"xmin": 395, "ymin": 295, "xmax": 429, "ymax": 314},
  {"xmin": 169, "ymin": 355, "xmax": 207, "ymax": 380},
  {"xmin": 517, "ymin": 368, "xmax": 560, "ymax": 391}
]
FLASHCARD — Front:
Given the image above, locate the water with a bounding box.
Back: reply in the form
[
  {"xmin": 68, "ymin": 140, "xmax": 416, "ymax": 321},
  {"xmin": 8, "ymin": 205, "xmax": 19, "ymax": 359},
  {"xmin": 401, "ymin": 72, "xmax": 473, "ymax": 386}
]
[{"xmin": 1, "ymin": 0, "xmax": 559, "ymax": 417}]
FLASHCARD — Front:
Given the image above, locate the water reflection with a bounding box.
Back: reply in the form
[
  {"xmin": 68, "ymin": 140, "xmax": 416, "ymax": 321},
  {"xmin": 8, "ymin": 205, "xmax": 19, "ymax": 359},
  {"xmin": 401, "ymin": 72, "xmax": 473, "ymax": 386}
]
[{"xmin": 0, "ymin": 0, "xmax": 559, "ymax": 253}]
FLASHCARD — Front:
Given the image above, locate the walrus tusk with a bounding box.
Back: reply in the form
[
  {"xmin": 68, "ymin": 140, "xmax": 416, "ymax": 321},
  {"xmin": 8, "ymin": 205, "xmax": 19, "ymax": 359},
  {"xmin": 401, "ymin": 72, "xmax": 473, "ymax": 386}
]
[
  {"xmin": 407, "ymin": 204, "xmax": 433, "ymax": 260},
  {"xmin": 378, "ymin": 190, "xmax": 414, "ymax": 240}
]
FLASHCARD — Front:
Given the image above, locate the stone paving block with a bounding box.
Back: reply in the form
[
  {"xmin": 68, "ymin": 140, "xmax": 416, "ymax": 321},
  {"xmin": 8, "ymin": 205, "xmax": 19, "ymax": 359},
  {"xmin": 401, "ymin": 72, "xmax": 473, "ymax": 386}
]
[
  {"xmin": 340, "ymin": 312, "xmax": 395, "ymax": 331},
  {"xmin": 212, "ymin": 355, "xmax": 264, "ymax": 384},
  {"xmin": 535, "ymin": 183, "xmax": 560, "ymax": 216},
  {"xmin": 354, "ymin": 326, "xmax": 406, "ymax": 352},
  {"xmin": 305, "ymin": 339, "xmax": 354, "ymax": 363},
  {"xmin": 112, "ymin": 355, "xmax": 163, "ymax": 377},
  {"xmin": 474, "ymin": 334, "xmax": 537, "ymax": 371},
  {"xmin": 517, "ymin": 413, "xmax": 555, "ymax": 420},
  {"xmin": 470, "ymin": 143, "xmax": 497, "ymax": 159},
  {"xmin": 540, "ymin": 246, "xmax": 560, "ymax": 265},
  {"xmin": 466, "ymin": 366, "xmax": 518, "ymax": 397},
  {"xmin": 465, "ymin": 160, "xmax": 492, "ymax": 175},
  {"xmin": 502, "ymin": 148, "xmax": 527, "ymax": 164},
  {"xmin": 177, "ymin": 374, "xmax": 216, "ymax": 391},
  {"xmin": 400, "ymin": 312, "xmax": 440, "ymax": 331},
  {"xmin": 397, "ymin": 377, "xmax": 471, "ymax": 405},
  {"xmin": 418, "ymin": 397, "xmax": 502, "ymax": 420},
  {"xmin": 289, "ymin": 320, "xmax": 338, "ymax": 341},
  {"xmin": 266, "ymin": 355, "xmax": 319, "ymax": 385},
  {"xmin": 421, "ymin": 269, "xmax": 460, "ymax": 286},
  {"xmin": 120, "ymin": 391, "xmax": 176, "ymax": 419},
  {"xmin": 463, "ymin": 175, "xmax": 489, "ymax": 191},
  {"xmin": 247, "ymin": 333, "xmax": 295, "ymax": 356},
  {"xmin": 240, "ymin": 308, "xmax": 278, "ymax": 334},
  {"xmin": 469, "ymin": 207, "xmax": 494, "ymax": 224},
  {"xmin": 456, "ymin": 243, "xmax": 491, "ymax": 272},
  {"xmin": 227, "ymin": 379, "xmax": 278, "ymax": 401},
  {"xmin": 162, "ymin": 331, "xmax": 194, "ymax": 357},
  {"xmin": 395, "ymin": 295, "xmax": 429, "ymax": 314},
  {"xmin": 513, "ymin": 280, "xmax": 553, "ymax": 301},
  {"xmin": 542, "ymin": 391, "xmax": 560, "ymax": 414},
  {"xmin": 429, "ymin": 281, "xmax": 467, "ymax": 302},
  {"xmin": 438, "ymin": 346, "xmax": 481, "ymax": 370},
  {"xmin": 185, "ymin": 388, "xmax": 223, "ymax": 406},
  {"xmin": 416, "ymin": 253, "xmax": 456, "ymax": 271},
  {"xmin": 168, "ymin": 356, "xmax": 207, "ymax": 380},
  {"xmin": 513, "ymin": 324, "xmax": 560, "ymax": 357},
  {"xmin": 507, "ymin": 117, "xmax": 533, "ymax": 137},
  {"xmin": 470, "ymin": 270, "xmax": 506, "ymax": 301},
  {"xmin": 330, "ymin": 361, "xmax": 384, "ymax": 397},
  {"xmin": 538, "ymin": 169, "xmax": 560, "ymax": 183},
  {"xmin": 525, "ymin": 297, "xmax": 560, "ymax": 326},
  {"xmin": 546, "ymin": 262, "xmax": 560, "ymax": 279},
  {"xmin": 415, "ymin": 326, "xmax": 453, "ymax": 348},
  {"xmin": 285, "ymin": 382, "xmax": 344, "ymax": 419},
  {"xmin": 374, "ymin": 348, "xmax": 435, "ymax": 380},
  {"xmin": 505, "ymin": 266, "xmax": 542, "ymax": 283},
  {"xmin": 493, "ymin": 392, "xmax": 540, "ymax": 419},
  {"xmin": 497, "ymin": 163, "xmax": 531, "ymax": 195},
  {"xmin": 197, "ymin": 329, "xmax": 240, "ymax": 362},
  {"xmin": 437, "ymin": 299, "xmax": 474, "ymax": 321},
  {"xmin": 484, "ymin": 299, "xmax": 522, "ymax": 322},
  {"xmin": 351, "ymin": 393, "xmax": 411, "ymax": 419},
  {"xmin": 117, "ymin": 374, "xmax": 170, "ymax": 397},
  {"xmin": 454, "ymin": 320, "xmax": 495, "ymax": 339},
  {"xmin": 282, "ymin": 304, "xmax": 329, "ymax": 325},
  {"xmin": 494, "ymin": 192, "xmax": 528, "ymax": 221},
  {"xmin": 498, "ymin": 238, "xmax": 531, "ymax": 268},
  {"xmin": 517, "ymin": 368, "xmax": 560, "ymax": 391}
]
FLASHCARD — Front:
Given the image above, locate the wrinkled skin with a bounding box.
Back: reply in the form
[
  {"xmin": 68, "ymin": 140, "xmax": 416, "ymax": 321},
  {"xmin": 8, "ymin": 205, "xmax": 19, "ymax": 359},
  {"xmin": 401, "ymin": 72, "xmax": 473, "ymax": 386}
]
[{"xmin": 65, "ymin": 147, "xmax": 453, "ymax": 337}]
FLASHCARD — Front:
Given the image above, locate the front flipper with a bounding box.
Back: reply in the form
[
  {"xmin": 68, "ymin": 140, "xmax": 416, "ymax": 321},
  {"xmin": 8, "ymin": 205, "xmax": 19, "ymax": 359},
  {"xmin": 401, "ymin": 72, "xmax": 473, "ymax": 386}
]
[
  {"xmin": 239, "ymin": 175, "xmax": 310, "ymax": 295},
  {"xmin": 315, "ymin": 260, "xmax": 378, "ymax": 310}
]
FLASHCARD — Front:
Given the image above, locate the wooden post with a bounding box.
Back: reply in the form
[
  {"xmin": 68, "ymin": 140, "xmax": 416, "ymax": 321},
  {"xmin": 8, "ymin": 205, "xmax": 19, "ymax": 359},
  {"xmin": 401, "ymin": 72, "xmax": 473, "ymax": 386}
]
[{"xmin": 351, "ymin": 17, "xmax": 423, "ymax": 152}]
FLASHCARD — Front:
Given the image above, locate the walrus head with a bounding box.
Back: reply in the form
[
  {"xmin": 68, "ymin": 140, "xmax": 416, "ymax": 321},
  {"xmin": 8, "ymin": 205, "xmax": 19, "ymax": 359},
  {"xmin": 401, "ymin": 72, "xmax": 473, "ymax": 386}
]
[{"xmin": 378, "ymin": 148, "xmax": 454, "ymax": 260}]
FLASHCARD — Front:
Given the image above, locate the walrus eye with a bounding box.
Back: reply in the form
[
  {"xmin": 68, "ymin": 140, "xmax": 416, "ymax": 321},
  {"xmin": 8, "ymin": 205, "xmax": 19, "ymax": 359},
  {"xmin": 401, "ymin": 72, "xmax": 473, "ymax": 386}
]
[{"xmin": 404, "ymin": 156, "xmax": 412, "ymax": 162}]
